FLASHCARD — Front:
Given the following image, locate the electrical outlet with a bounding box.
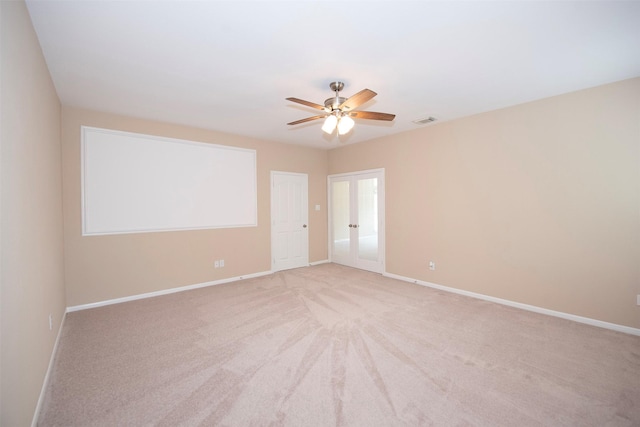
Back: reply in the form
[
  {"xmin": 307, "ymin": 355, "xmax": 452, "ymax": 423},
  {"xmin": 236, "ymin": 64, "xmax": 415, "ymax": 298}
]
[
  {"xmin": 214, "ymin": 260, "xmax": 220, "ymax": 268},
  {"xmin": 220, "ymin": 259, "xmax": 225, "ymax": 267},
  {"xmin": 429, "ymin": 260, "xmax": 436, "ymax": 271}
]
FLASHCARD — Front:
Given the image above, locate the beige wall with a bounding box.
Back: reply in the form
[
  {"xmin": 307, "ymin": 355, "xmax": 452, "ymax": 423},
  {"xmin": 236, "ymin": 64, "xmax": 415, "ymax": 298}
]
[
  {"xmin": 62, "ymin": 107, "xmax": 328, "ymax": 307},
  {"xmin": 329, "ymin": 78, "xmax": 640, "ymax": 329},
  {"xmin": 1, "ymin": 1, "xmax": 66, "ymax": 425}
]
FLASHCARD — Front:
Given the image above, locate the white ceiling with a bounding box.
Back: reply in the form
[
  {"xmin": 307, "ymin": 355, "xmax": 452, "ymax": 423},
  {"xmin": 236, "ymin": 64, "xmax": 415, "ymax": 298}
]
[{"xmin": 26, "ymin": 1, "xmax": 640, "ymax": 149}]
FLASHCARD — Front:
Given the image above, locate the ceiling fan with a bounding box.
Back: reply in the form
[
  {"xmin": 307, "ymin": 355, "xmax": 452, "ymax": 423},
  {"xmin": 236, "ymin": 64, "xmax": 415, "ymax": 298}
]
[{"xmin": 286, "ymin": 82, "xmax": 395, "ymax": 135}]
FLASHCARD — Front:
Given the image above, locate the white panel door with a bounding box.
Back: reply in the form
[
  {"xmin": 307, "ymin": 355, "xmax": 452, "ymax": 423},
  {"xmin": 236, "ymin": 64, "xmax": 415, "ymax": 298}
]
[
  {"xmin": 329, "ymin": 169, "xmax": 385, "ymax": 273},
  {"xmin": 271, "ymin": 172, "xmax": 309, "ymax": 271}
]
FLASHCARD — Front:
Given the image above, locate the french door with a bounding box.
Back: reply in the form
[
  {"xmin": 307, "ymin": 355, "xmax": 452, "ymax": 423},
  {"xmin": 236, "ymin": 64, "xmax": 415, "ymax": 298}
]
[
  {"xmin": 329, "ymin": 169, "xmax": 384, "ymax": 273},
  {"xmin": 271, "ymin": 171, "xmax": 309, "ymax": 271}
]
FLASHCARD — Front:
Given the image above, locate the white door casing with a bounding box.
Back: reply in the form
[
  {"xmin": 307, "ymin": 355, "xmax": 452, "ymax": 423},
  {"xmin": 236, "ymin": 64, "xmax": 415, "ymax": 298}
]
[
  {"xmin": 328, "ymin": 169, "xmax": 385, "ymax": 273},
  {"xmin": 271, "ymin": 171, "xmax": 309, "ymax": 271}
]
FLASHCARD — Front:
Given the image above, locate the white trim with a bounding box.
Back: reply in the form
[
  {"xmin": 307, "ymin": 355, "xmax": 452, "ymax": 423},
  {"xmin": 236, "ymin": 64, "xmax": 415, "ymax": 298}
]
[
  {"xmin": 383, "ymin": 272, "xmax": 640, "ymax": 337},
  {"xmin": 81, "ymin": 126, "xmax": 257, "ymax": 236},
  {"xmin": 66, "ymin": 271, "xmax": 272, "ymax": 313},
  {"xmin": 327, "ymin": 168, "xmax": 385, "ymax": 179},
  {"xmin": 31, "ymin": 311, "xmax": 67, "ymax": 427},
  {"xmin": 327, "ymin": 168, "xmax": 385, "ymax": 274},
  {"xmin": 309, "ymin": 259, "xmax": 330, "ymax": 266}
]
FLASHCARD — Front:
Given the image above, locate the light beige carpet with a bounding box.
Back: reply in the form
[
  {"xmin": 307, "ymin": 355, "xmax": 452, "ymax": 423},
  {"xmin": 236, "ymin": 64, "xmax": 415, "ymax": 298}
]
[{"xmin": 38, "ymin": 264, "xmax": 640, "ymax": 426}]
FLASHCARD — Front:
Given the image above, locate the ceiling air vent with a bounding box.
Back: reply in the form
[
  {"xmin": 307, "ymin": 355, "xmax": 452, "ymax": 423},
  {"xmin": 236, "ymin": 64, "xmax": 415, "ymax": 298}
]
[{"xmin": 412, "ymin": 116, "xmax": 437, "ymax": 125}]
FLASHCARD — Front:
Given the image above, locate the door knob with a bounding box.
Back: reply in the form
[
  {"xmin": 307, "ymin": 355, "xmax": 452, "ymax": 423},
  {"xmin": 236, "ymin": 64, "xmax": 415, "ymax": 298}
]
[
  {"xmin": 348, "ymin": 224, "xmax": 353, "ymax": 228},
  {"xmin": 303, "ymin": 224, "xmax": 307, "ymax": 228}
]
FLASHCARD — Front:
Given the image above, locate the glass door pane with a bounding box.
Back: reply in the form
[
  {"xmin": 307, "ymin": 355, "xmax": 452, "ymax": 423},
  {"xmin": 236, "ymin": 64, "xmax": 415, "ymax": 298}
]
[
  {"xmin": 357, "ymin": 177, "xmax": 378, "ymax": 262},
  {"xmin": 331, "ymin": 180, "xmax": 350, "ymax": 259}
]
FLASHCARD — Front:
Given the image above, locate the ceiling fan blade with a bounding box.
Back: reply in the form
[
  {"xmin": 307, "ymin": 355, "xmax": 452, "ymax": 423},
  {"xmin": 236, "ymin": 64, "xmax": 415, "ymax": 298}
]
[
  {"xmin": 338, "ymin": 89, "xmax": 377, "ymax": 111},
  {"xmin": 287, "ymin": 115, "xmax": 327, "ymax": 125},
  {"xmin": 286, "ymin": 97, "xmax": 326, "ymax": 111},
  {"xmin": 350, "ymin": 111, "xmax": 396, "ymax": 121}
]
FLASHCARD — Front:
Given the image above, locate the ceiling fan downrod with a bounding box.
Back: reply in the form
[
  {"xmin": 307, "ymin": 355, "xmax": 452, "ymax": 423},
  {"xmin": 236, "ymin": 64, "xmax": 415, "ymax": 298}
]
[{"xmin": 325, "ymin": 81, "xmax": 346, "ymax": 112}]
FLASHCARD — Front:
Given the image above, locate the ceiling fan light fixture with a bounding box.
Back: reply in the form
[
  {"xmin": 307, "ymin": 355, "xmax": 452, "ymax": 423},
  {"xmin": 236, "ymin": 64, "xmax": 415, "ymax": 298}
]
[
  {"xmin": 287, "ymin": 82, "xmax": 395, "ymax": 138},
  {"xmin": 337, "ymin": 115, "xmax": 355, "ymax": 135},
  {"xmin": 322, "ymin": 115, "xmax": 338, "ymax": 134}
]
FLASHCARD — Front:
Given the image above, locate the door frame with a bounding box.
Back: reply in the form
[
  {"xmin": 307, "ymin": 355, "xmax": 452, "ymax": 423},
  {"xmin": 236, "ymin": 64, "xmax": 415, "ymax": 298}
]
[
  {"xmin": 328, "ymin": 168, "xmax": 385, "ymax": 273},
  {"xmin": 271, "ymin": 171, "xmax": 309, "ymax": 272}
]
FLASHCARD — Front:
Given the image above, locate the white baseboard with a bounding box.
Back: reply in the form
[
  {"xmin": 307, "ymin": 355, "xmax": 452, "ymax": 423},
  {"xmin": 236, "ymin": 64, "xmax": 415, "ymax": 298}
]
[
  {"xmin": 66, "ymin": 270, "xmax": 273, "ymax": 313},
  {"xmin": 309, "ymin": 259, "xmax": 330, "ymax": 266},
  {"xmin": 31, "ymin": 310, "xmax": 67, "ymax": 427},
  {"xmin": 383, "ymin": 271, "xmax": 640, "ymax": 337}
]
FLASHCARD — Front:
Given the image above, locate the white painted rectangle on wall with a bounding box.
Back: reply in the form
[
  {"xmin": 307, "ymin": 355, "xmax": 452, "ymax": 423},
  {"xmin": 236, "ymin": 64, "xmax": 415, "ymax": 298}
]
[{"xmin": 81, "ymin": 126, "xmax": 257, "ymax": 235}]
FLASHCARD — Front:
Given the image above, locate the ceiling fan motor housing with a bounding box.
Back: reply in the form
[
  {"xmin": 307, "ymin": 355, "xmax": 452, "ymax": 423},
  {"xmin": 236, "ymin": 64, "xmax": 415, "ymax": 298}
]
[{"xmin": 325, "ymin": 96, "xmax": 347, "ymax": 111}]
